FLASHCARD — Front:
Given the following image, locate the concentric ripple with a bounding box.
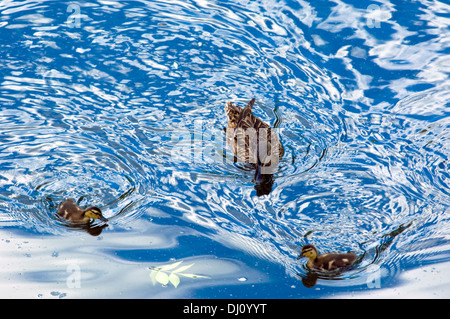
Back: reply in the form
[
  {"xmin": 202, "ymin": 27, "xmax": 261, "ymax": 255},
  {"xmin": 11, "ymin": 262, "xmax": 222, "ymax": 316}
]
[{"xmin": 0, "ymin": 100, "xmax": 152, "ymax": 233}]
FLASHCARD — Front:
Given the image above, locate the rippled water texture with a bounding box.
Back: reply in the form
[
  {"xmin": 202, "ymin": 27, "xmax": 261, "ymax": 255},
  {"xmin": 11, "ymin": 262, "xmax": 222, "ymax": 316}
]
[{"xmin": 0, "ymin": 0, "xmax": 449, "ymax": 298}]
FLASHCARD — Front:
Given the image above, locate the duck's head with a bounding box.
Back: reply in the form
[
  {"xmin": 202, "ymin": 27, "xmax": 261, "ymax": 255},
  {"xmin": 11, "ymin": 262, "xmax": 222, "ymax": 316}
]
[
  {"xmin": 300, "ymin": 244, "xmax": 318, "ymax": 260},
  {"xmin": 84, "ymin": 207, "xmax": 108, "ymax": 223}
]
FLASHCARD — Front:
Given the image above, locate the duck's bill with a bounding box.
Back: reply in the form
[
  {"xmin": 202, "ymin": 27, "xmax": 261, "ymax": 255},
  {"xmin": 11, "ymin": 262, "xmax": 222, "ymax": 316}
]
[{"xmin": 99, "ymin": 216, "xmax": 109, "ymax": 222}]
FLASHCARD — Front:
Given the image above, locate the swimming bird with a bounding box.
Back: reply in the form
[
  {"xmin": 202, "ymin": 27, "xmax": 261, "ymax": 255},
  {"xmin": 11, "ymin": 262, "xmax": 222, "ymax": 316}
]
[
  {"xmin": 225, "ymin": 98, "xmax": 284, "ymax": 195},
  {"xmin": 298, "ymin": 244, "xmax": 357, "ymax": 271},
  {"xmin": 57, "ymin": 199, "xmax": 108, "ymax": 224}
]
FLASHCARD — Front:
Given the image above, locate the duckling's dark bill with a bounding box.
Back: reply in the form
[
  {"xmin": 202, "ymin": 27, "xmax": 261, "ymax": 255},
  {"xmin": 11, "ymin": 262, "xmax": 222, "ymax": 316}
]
[{"xmin": 99, "ymin": 215, "xmax": 108, "ymax": 222}]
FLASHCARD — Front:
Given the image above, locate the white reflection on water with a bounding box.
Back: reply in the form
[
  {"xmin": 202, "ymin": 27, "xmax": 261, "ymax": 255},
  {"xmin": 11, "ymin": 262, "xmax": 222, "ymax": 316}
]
[
  {"xmin": 332, "ymin": 261, "xmax": 450, "ymax": 298},
  {"xmin": 0, "ymin": 224, "xmax": 266, "ymax": 298}
]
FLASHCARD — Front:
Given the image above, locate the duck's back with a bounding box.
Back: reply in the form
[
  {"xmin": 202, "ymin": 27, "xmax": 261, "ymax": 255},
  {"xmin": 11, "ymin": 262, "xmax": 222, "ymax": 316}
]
[
  {"xmin": 313, "ymin": 253, "xmax": 357, "ymax": 271},
  {"xmin": 225, "ymin": 99, "xmax": 283, "ymax": 167},
  {"xmin": 57, "ymin": 199, "xmax": 85, "ymax": 223}
]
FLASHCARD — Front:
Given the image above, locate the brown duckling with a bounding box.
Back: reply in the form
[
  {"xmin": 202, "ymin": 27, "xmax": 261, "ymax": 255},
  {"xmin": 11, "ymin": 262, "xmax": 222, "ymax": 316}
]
[
  {"xmin": 299, "ymin": 244, "xmax": 357, "ymax": 271},
  {"xmin": 57, "ymin": 199, "xmax": 108, "ymax": 224},
  {"xmin": 225, "ymin": 98, "xmax": 284, "ymax": 195}
]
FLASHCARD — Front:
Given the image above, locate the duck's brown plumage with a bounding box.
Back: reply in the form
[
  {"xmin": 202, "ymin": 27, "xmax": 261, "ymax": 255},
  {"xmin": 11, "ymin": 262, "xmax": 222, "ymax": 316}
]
[
  {"xmin": 225, "ymin": 98, "xmax": 284, "ymax": 176},
  {"xmin": 57, "ymin": 199, "xmax": 107, "ymax": 224},
  {"xmin": 300, "ymin": 244, "xmax": 357, "ymax": 271}
]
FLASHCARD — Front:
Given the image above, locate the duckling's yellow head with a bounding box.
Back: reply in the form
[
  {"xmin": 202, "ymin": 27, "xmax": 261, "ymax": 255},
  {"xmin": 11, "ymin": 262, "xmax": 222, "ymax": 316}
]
[
  {"xmin": 84, "ymin": 207, "xmax": 108, "ymax": 223},
  {"xmin": 301, "ymin": 244, "xmax": 318, "ymax": 260}
]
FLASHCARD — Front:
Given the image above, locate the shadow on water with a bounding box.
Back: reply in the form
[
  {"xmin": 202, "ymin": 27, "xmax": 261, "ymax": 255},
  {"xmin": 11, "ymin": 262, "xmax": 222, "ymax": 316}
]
[
  {"xmin": 59, "ymin": 220, "xmax": 108, "ymax": 237},
  {"xmin": 254, "ymin": 173, "xmax": 274, "ymax": 197}
]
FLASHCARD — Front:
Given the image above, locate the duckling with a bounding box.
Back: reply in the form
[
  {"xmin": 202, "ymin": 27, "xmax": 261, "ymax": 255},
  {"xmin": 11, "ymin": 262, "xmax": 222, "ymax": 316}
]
[
  {"xmin": 225, "ymin": 98, "xmax": 284, "ymax": 194},
  {"xmin": 298, "ymin": 244, "xmax": 357, "ymax": 271},
  {"xmin": 57, "ymin": 199, "xmax": 108, "ymax": 224}
]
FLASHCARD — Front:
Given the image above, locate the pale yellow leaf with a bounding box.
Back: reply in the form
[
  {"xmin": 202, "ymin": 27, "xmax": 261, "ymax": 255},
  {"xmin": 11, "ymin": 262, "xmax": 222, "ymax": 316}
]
[
  {"xmin": 149, "ymin": 269, "xmax": 158, "ymax": 285},
  {"xmin": 172, "ymin": 263, "xmax": 194, "ymax": 273},
  {"xmin": 169, "ymin": 273, "xmax": 180, "ymax": 288},
  {"xmin": 155, "ymin": 271, "xmax": 169, "ymax": 285},
  {"xmin": 158, "ymin": 261, "xmax": 183, "ymax": 272}
]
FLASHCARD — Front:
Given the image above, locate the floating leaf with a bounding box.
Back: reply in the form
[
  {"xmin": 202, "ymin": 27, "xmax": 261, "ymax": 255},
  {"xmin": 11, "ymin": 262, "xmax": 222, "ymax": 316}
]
[
  {"xmin": 149, "ymin": 269, "xmax": 157, "ymax": 285},
  {"xmin": 171, "ymin": 263, "xmax": 194, "ymax": 273},
  {"xmin": 158, "ymin": 261, "xmax": 183, "ymax": 272},
  {"xmin": 149, "ymin": 260, "xmax": 210, "ymax": 288},
  {"xmin": 168, "ymin": 273, "xmax": 180, "ymax": 288},
  {"xmin": 155, "ymin": 271, "xmax": 169, "ymax": 285}
]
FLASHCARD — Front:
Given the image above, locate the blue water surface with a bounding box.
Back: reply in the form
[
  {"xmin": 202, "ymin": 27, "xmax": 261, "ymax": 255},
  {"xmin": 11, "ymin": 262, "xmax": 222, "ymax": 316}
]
[{"xmin": 0, "ymin": 0, "xmax": 449, "ymax": 298}]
